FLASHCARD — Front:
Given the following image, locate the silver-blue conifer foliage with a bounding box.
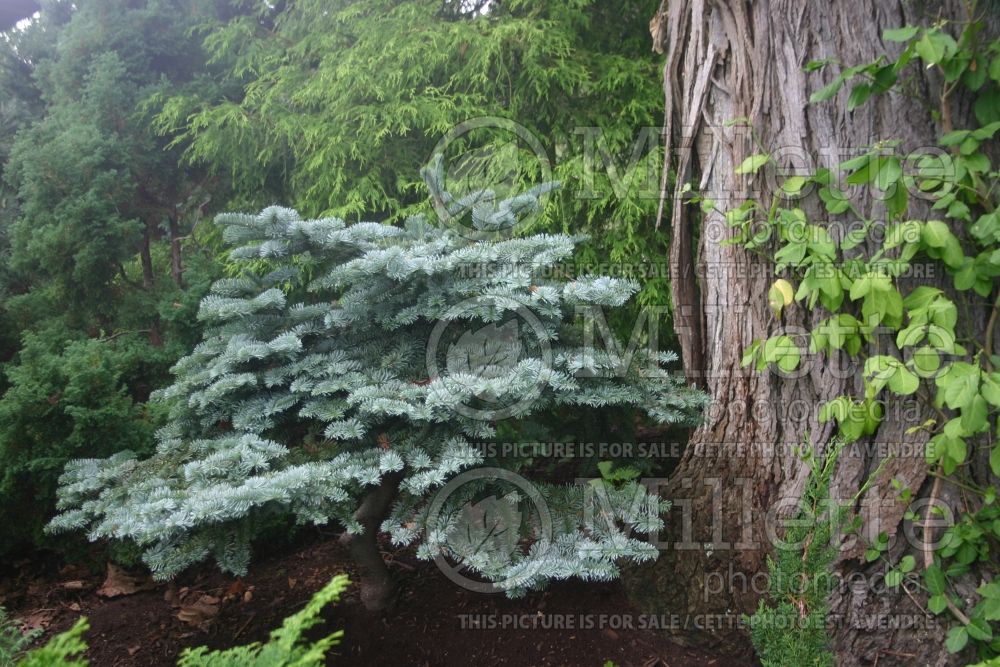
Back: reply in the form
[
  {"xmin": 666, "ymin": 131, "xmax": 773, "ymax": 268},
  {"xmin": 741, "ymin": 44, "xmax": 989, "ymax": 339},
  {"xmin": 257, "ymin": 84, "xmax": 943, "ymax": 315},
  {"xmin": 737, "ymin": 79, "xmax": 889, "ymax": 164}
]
[{"xmin": 49, "ymin": 156, "xmax": 707, "ymax": 592}]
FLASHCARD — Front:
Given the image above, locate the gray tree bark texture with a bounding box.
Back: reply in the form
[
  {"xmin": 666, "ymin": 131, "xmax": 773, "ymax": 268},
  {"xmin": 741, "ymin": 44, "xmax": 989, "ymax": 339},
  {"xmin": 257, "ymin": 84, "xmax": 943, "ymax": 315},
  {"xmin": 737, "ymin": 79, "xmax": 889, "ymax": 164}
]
[{"xmin": 641, "ymin": 1, "xmax": 997, "ymax": 665}]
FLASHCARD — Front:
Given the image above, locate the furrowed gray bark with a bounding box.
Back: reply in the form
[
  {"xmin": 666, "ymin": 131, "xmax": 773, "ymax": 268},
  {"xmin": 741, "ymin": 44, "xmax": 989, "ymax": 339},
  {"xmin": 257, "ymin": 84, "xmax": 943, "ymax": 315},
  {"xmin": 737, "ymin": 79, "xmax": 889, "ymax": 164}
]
[{"xmin": 641, "ymin": 2, "xmax": 995, "ymax": 665}]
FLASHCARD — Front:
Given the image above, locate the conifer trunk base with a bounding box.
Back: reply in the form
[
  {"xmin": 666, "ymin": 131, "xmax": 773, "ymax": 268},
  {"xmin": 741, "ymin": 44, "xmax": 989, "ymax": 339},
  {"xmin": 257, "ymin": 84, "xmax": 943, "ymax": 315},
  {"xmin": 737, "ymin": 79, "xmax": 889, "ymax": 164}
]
[{"xmin": 341, "ymin": 473, "xmax": 403, "ymax": 612}]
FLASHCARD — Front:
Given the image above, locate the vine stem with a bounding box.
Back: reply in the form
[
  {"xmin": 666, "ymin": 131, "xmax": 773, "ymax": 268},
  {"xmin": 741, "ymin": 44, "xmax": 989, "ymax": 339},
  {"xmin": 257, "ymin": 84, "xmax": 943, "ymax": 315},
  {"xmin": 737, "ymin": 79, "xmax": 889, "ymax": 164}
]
[
  {"xmin": 927, "ymin": 471, "xmax": 986, "ymax": 497},
  {"xmin": 922, "ymin": 466, "xmax": 971, "ymax": 625},
  {"xmin": 984, "ymin": 292, "xmax": 1000, "ymax": 372}
]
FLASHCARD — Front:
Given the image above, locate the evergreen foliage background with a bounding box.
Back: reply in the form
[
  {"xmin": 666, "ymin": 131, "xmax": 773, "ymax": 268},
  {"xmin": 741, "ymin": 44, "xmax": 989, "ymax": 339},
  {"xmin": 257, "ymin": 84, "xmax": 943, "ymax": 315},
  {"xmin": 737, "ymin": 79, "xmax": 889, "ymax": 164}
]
[{"xmin": 0, "ymin": 0, "xmax": 669, "ymax": 563}]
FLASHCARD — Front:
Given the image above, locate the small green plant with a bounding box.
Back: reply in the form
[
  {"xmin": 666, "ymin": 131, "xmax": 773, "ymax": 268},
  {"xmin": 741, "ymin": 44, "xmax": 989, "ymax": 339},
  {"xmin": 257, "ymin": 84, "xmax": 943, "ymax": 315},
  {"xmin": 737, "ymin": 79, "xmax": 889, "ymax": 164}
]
[
  {"xmin": 15, "ymin": 618, "xmax": 88, "ymax": 667},
  {"xmin": 0, "ymin": 607, "xmax": 41, "ymax": 666},
  {"xmin": 745, "ymin": 444, "xmax": 845, "ymax": 667},
  {"xmin": 595, "ymin": 460, "xmax": 642, "ymax": 485},
  {"xmin": 176, "ymin": 574, "xmax": 349, "ymax": 666},
  {"xmin": 15, "ymin": 575, "xmax": 350, "ymax": 666}
]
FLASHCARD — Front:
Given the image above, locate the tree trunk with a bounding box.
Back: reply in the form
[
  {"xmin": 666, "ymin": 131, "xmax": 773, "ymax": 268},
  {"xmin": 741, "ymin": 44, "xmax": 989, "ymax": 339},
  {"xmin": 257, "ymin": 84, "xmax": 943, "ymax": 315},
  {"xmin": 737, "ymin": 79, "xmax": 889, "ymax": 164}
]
[
  {"xmin": 341, "ymin": 473, "xmax": 403, "ymax": 612},
  {"xmin": 168, "ymin": 214, "xmax": 185, "ymax": 289},
  {"xmin": 139, "ymin": 222, "xmax": 163, "ymax": 347},
  {"xmin": 642, "ymin": 2, "xmax": 991, "ymax": 665},
  {"xmin": 140, "ymin": 222, "xmax": 155, "ymax": 291}
]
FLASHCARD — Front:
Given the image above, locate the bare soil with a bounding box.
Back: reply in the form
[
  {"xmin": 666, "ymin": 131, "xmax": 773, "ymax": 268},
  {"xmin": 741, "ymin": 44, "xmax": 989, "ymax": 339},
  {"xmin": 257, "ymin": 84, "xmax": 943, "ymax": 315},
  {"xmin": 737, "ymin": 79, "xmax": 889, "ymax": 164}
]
[{"xmin": 2, "ymin": 534, "xmax": 757, "ymax": 667}]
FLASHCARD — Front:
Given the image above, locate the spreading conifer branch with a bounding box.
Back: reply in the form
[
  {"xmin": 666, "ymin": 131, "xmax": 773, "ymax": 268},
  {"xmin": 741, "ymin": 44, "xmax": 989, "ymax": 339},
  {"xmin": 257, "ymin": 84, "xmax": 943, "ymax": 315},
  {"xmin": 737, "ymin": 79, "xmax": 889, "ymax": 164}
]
[{"xmin": 50, "ymin": 156, "xmax": 706, "ymax": 607}]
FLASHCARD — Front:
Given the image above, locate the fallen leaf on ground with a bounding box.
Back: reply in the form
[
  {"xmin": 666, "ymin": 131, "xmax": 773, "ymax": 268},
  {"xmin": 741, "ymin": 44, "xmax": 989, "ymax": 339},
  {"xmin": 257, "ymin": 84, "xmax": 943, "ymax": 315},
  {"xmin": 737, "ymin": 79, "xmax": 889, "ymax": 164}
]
[
  {"xmin": 20, "ymin": 609, "xmax": 55, "ymax": 633},
  {"xmin": 223, "ymin": 579, "xmax": 244, "ymax": 601},
  {"xmin": 96, "ymin": 564, "xmax": 154, "ymax": 598},
  {"xmin": 177, "ymin": 595, "xmax": 220, "ymax": 630}
]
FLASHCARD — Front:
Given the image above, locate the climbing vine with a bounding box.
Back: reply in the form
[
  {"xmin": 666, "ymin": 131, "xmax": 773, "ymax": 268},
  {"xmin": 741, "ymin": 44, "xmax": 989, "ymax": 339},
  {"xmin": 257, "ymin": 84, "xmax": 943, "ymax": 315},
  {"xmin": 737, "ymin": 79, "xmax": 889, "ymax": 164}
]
[{"xmin": 715, "ymin": 14, "xmax": 1000, "ymax": 660}]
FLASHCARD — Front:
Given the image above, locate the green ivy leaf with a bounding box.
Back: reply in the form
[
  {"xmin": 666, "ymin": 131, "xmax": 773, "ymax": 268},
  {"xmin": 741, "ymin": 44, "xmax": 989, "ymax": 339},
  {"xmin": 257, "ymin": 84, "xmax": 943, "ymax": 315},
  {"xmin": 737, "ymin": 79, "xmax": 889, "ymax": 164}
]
[
  {"xmin": 922, "ymin": 220, "xmax": 954, "ymax": 248},
  {"xmin": 915, "ymin": 30, "xmax": 956, "ymax": 66},
  {"xmin": 845, "ymin": 162, "xmax": 871, "ymax": 185},
  {"xmin": 972, "ymin": 120, "xmax": 1000, "ymax": 140},
  {"xmin": 777, "ymin": 345, "xmax": 800, "ymax": 373},
  {"xmin": 981, "ymin": 373, "xmax": 1000, "ymax": 407},
  {"xmin": 818, "ymin": 186, "xmax": 851, "ymax": 214},
  {"xmin": 847, "ymin": 83, "xmax": 872, "ymax": 110},
  {"xmin": 976, "ymin": 581, "xmax": 1000, "ymax": 620},
  {"xmin": 940, "ymin": 235, "xmax": 965, "ymax": 269},
  {"xmin": 966, "ymin": 616, "xmax": 993, "ymax": 642},
  {"xmin": 928, "ymin": 594, "xmax": 948, "ymax": 614},
  {"xmin": 912, "ymin": 346, "xmax": 941, "ymax": 376},
  {"xmin": 740, "ymin": 340, "xmax": 761, "ymax": 369},
  {"xmin": 805, "ymin": 58, "xmax": 835, "ymax": 72},
  {"xmin": 874, "ymin": 156, "xmax": 902, "ymax": 188},
  {"xmin": 924, "ymin": 564, "xmax": 947, "ymax": 595},
  {"xmin": 903, "ymin": 286, "xmax": 943, "ymax": 311},
  {"xmin": 960, "ymin": 394, "xmax": 989, "ymax": 433},
  {"xmin": 899, "ymin": 555, "xmax": 916, "ymax": 573},
  {"xmin": 938, "ymin": 363, "xmax": 980, "ymax": 409},
  {"xmin": 884, "ymin": 26, "xmax": 919, "ymax": 42},
  {"xmin": 849, "ymin": 275, "xmax": 872, "ymax": 300},
  {"xmin": 735, "ymin": 154, "xmax": 770, "ymax": 175},
  {"xmin": 945, "ymin": 435, "xmax": 967, "ymax": 472},
  {"xmin": 810, "ymin": 76, "xmax": 846, "ymax": 103},
  {"xmin": 945, "ymin": 626, "xmax": 968, "ymax": 653},
  {"xmin": 862, "ymin": 288, "xmax": 903, "ymax": 327},
  {"xmin": 946, "ymin": 199, "xmax": 970, "ymax": 221},
  {"xmin": 888, "ymin": 366, "xmax": 919, "ymax": 395},
  {"xmin": 940, "ymin": 129, "xmax": 971, "ymax": 146},
  {"xmin": 780, "ymin": 175, "xmax": 809, "ymax": 195}
]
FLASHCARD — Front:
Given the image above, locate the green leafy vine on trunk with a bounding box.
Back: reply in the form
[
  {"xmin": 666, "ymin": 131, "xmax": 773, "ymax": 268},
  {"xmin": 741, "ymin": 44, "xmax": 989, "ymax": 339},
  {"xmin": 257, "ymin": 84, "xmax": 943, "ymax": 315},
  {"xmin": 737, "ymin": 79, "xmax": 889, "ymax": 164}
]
[{"xmin": 708, "ymin": 12, "xmax": 1000, "ymax": 662}]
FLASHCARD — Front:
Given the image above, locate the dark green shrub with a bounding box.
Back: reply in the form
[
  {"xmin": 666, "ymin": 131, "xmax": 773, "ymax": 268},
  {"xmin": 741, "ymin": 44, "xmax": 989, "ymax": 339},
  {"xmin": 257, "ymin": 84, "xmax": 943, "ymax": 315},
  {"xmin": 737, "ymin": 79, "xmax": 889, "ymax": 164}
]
[{"xmin": 0, "ymin": 334, "xmax": 158, "ymax": 558}]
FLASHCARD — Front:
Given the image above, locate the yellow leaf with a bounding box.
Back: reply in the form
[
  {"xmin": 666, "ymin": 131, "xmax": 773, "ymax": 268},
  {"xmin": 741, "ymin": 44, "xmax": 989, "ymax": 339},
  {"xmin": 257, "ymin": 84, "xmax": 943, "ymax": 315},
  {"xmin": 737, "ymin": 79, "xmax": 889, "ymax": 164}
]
[{"xmin": 768, "ymin": 279, "xmax": 795, "ymax": 316}]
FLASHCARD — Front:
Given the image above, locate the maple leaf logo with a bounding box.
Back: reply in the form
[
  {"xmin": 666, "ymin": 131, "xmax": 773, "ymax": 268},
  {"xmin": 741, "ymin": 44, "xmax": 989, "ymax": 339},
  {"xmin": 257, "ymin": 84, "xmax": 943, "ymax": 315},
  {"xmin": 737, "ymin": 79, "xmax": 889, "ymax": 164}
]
[
  {"xmin": 445, "ymin": 320, "xmax": 521, "ymax": 402},
  {"xmin": 450, "ymin": 493, "xmax": 522, "ymax": 564}
]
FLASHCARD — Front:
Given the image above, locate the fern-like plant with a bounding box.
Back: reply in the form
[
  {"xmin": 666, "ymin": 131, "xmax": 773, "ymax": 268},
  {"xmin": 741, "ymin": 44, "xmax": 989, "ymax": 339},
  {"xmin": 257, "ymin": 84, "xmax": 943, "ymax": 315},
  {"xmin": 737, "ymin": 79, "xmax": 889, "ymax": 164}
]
[
  {"xmin": 15, "ymin": 575, "xmax": 350, "ymax": 667},
  {"xmin": 15, "ymin": 618, "xmax": 88, "ymax": 667},
  {"xmin": 177, "ymin": 574, "xmax": 349, "ymax": 666},
  {"xmin": 0, "ymin": 608, "xmax": 42, "ymax": 667}
]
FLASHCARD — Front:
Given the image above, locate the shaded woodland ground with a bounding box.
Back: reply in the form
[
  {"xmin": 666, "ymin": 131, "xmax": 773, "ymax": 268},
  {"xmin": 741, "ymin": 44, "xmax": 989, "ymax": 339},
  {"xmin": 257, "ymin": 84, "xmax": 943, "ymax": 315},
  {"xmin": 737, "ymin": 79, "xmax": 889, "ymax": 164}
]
[{"xmin": 1, "ymin": 533, "xmax": 754, "ymax": 666}]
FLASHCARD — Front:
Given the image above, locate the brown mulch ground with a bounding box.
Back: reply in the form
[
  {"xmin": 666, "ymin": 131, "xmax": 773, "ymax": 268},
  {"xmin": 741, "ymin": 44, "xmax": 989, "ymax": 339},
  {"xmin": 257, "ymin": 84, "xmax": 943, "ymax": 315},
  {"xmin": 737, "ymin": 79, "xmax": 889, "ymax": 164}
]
[{"xmin": 1, "ymin": 535, "xmax": 756, "ymax": 667}]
